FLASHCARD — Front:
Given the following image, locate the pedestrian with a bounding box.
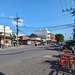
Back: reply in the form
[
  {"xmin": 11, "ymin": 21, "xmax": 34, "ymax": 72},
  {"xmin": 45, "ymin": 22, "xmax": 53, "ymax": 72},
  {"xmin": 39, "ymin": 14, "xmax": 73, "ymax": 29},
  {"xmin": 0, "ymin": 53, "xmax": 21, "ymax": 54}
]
[
  {"xmin": 60, "ymin": 45, "xmax": 63, "ymax": 51},
  {"xmin": 69, "ymin": 44, "xmax": 72, "ymax": 50},
  {"xmin": 72, "ymin": 46, "xmax": 74, "ymax": 54},
  {"xmin": 73, "ymin": 46, "xmax": 75, "ymax": 55}
]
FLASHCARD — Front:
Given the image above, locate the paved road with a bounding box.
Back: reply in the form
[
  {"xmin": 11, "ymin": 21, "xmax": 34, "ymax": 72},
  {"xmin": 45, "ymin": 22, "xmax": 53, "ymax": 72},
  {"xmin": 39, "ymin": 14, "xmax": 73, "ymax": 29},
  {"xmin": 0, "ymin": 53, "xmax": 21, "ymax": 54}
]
[{"xmin": 0, "ymin": 45, "xmax": 74, "ymax": 75}]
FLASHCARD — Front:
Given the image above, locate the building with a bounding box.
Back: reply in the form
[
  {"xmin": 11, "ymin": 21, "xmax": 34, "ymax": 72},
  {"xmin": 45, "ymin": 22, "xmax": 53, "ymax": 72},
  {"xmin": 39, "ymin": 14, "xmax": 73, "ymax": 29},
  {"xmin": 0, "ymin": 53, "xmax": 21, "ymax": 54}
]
[
  {"xmin": 14, "ymin": 34, "xmax": 44, "ymax": 45},
  {"xmin": 34, "ymin": 28, "xmax": 50, "ymax": 40},
  {"xmin": 30, "ymin": 34, "xmax": 45, "ymax": 45},
  {"xmin": 12, "ymin": 34, "xmax": 26, "ymax": 45},
  {"xmin": 13, "ymin": 34, "xmax": 25, "ymax": 40},
  {"xmin": 19, "ymin": 35, "xmax": 30, "ymax": 45},
  {"xmin": 13, "ymin": 34, "xmax": 31, "ymax": 45},
  {"xmin": 0, "ymin": 25, "xmax": 12, "ymax": 48},
  {"xmin": 50, "ymin": 33, "xmax": 56, "ymax": 41},
  {"xmin": 19, "ymin": 35, "xmax": 29, "ymax": 40},
  {"xmin": 0, "ymin": 25, "xmax": 12, "ymax": 35},
  {"xmin": 73, "ymin": 28, "xmax": 75, "ymax": 39}
]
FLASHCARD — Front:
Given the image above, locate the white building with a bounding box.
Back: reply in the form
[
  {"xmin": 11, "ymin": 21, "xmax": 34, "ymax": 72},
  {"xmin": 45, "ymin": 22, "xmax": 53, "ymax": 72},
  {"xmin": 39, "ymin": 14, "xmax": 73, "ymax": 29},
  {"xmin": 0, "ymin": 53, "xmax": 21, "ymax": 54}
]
[
  {"xmin": 34, "ymin": 28, "xmax": 50, "ymax": 40},
  {"xmin": 0, "ymin": 25, "xmax": 12, "ymax": 48},
  {"xmin": 0, "ymin": 25, "xmax": 12, "ymax": 36}
]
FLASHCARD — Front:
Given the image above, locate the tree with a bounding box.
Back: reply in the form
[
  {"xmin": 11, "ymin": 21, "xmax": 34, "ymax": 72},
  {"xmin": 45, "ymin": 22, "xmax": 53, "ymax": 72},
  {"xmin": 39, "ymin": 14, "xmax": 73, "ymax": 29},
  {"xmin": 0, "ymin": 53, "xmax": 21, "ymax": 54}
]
[{"xmin": 55, "ymin": 34, "xmax": 64, "ymax": 42}]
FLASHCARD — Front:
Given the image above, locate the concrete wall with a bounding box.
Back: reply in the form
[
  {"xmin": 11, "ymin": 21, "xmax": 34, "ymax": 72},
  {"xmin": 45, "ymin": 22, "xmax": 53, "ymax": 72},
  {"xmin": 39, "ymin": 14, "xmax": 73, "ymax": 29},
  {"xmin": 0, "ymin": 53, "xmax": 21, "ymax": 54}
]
[
  {"xmin": 50, "ymin": 33, "xmax": 55, "ymax": 40},
  {"xmin": 34, "ymin": 28, "xmax": 50, "ymax": 40},
  {"xmin": 13, "ymin": 34, "xmax": 25, "ymax": 40},
  {"xmin": 27, "ymin": 40, "xmax": 31, "ymax": 45},
  {"xmin": 0, "ymin": 25, "xmax": 12, "ymax": 35},
  {"xmin": 1, "ymin": 38, "xmax": 12, "ymax": 47}
]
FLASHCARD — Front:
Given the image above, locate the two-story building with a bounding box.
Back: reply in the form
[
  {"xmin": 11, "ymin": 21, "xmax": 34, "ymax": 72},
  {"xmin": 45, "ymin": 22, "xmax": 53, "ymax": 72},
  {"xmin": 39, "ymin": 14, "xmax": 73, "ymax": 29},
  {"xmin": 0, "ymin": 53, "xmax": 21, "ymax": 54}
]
[
  {"xmin": 0, "ymin": 25, "xmax": 12, "ymax": 48},
  {"xmin": 50, "ymin": 33, "xmax": 56, "ymax": 41},
  {"xmin": 34, "ymin": 28, "xmax": 50, "ymax": 41}
]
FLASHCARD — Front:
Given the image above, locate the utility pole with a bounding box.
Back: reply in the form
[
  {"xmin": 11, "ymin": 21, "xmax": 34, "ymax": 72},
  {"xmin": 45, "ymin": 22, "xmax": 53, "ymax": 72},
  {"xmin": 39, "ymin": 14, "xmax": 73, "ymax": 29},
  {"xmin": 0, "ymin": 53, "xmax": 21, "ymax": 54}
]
[
  {"xmin": 73, "ymin": 0, "xmax": 75, "ymax": 39},
  {"xmin": 62, "ymin": 0, "xmax": 75, "ymax": 40},
  {"xmin": 62, "ymin": 0, "xmax": 75, "ymax": 73},
  {"xmin": 14, "ymin": 13, "xmax": 20, "ymax": 47},
  {"xmin": 4, "ymin": 26, "xmax": 5, "ymax": 48},
  {"xmin": 70, "ymin": 36, "xmax": 71, "ymax": 40},
  {"xmin": 16, "ymin": 13, "xmax": 19, "ymax": 47}
]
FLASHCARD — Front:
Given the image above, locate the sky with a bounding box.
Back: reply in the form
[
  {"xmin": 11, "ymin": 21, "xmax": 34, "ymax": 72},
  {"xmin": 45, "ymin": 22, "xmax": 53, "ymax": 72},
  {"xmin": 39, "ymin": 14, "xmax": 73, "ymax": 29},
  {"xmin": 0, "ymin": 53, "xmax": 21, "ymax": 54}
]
[{"xmin": 0, "ymin": 0, "xmax": 75, "ymax": 40}]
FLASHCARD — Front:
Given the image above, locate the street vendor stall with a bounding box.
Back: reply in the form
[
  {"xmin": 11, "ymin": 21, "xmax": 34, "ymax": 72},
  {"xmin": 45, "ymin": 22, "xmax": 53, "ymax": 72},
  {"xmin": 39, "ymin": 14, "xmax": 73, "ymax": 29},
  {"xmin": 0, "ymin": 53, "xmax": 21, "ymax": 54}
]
[{"xmin": 58, "ymin": 49, "xmax": 75, "ymax": 73}]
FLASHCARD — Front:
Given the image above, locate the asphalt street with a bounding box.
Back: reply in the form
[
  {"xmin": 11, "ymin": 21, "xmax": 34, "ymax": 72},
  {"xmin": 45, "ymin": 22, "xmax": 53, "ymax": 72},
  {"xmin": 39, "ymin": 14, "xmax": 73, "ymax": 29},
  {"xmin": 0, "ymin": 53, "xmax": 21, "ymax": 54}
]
[{"xmin": 0, "ymin": 45, "xmax": 74, "ymax": 75}]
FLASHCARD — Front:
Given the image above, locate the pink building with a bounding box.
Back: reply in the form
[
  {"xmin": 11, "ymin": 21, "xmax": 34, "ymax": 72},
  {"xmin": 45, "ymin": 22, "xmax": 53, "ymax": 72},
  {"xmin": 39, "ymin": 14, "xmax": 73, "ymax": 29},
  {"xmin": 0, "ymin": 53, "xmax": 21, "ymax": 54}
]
[
  {"xmin": 50, "ymin": 33, "xmax": 56, "ymax": 41},
  {"xmin": 19, "ymin": 35, "xmax": 29, "ymax": 40},
  {"xmin": 22, "ymin": 35, "xmax": 29, "ymax": 40}
]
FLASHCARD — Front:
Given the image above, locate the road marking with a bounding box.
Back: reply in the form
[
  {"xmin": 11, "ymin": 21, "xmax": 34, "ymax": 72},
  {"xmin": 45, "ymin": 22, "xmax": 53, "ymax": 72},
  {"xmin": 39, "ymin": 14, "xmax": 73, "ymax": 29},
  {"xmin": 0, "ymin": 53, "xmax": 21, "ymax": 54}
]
[{"xmin": 44, "ymin": 55, "xmax": 52, "ymax": 58}]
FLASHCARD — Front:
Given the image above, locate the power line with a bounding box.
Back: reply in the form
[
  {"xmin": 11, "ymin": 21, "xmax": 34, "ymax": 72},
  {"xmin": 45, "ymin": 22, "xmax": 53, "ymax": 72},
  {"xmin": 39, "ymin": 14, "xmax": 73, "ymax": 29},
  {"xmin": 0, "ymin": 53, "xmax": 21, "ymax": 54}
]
[
  {"xmin": 0, "ymin": 17, "xmax": 15, "ymax": 19},
  {"xmin": 59, "ymin": 0, "xmax": 68, "ymax": 24},
  {"xmin": 0, "ymin": 14, "xmax": 71, "ymax": 24},
  {"xmin": 70, "ymin": 0, "xmax": 72, "ymax": 8},
  {"xmin": 65, "ymin": 0, "xmax": 67, "ymax": 8},
  {"xmin": 59, "ymin": 0, "xmax": 63, "ymax": 9},
  {"xmin": 49, "ymin": 25, "xmax": 73, "ymax": 31},
  {"xmin": 26, "ymin": 14, "xmax": 71, "ymax": 23},
  {"xmin": 19, "ymin": 30, "xmax": 28, "ymax": 34},
  {"xmin": 20, "ymin": 23, "xmax": 74, "ymax": 29},
  {"xmin": 18, "ymin": 23, "xmax": 74, "ymax": 34},
  {"xmin": 65, "ymin": 0, "xmax": 72, "ymax": 24}
]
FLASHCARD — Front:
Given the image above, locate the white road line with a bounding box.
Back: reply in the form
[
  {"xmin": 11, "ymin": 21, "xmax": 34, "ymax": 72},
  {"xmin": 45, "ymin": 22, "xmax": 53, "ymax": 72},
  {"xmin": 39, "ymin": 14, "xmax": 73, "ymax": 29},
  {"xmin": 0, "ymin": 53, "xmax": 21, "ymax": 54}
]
[{"xmin": 44, "ymin": 55, "xmax": 52, "ymax": 58}]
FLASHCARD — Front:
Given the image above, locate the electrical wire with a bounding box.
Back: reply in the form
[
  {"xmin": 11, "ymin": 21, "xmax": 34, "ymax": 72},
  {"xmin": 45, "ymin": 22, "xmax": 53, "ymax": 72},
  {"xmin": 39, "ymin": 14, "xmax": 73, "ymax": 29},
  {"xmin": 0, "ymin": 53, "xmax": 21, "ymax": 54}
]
[
  {"xmin": 19, "ymin": 23, "xmax": 74, "ymax": 29},
  {"xmin": 65, "ymin": 0, "xmax": 72, "ymax": 25},
  {"xmin": 65, "ymin": 0, "xmax": 67, "ymax": 8},
  {"xmin": 48, "ymin": 26, "xmax": 73, "ymax": 31},
  {"xmin": 19, "ymin": 30, "xmax": 28, "ymax": 34},
  {"xmin": 59, "ymin": 0, "xmax": 63, "ymax": 9},
  {"xmin": 59, "ymin": 0, "xmax": 68, "ymax": 25},
  {"xmin": 0, "ymin": 17, "xmax": 15, "ymax": 19},
  {"xmin": 65, "ymin": 0, "xmax": 69, "ymax": 24},
  {"xmin": 70, "ymin": 0, "xmax": 72, "ymax": 7},
  {"xmin": 0, "ymin": 14, "xmax": 71, "ymax": 25},
  {"xmin": 18, "ymin": 23, "xmax": 74, "ymax": 34}
]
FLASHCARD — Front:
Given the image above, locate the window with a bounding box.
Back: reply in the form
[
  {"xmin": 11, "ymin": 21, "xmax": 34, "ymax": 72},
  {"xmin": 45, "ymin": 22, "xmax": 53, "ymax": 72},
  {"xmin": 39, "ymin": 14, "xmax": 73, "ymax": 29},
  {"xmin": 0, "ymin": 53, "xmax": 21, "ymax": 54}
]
[
  {"xmin": 51, "ymin": 37, "xmax": 54, "ymax": 39},
  {"xmin": 48, "ymin": 33, "xmax": 50, "ymax": 35},
  {"xmin": 5, "ymin": 40, "xmax": 10, "ymax": 44},
  {"xmin": 48, "ymin": 37, "xmax": 49, "ymax": 38},
  {"xmin": 5, "ymin": 41, "xmax": 8, "ymax": 43}
]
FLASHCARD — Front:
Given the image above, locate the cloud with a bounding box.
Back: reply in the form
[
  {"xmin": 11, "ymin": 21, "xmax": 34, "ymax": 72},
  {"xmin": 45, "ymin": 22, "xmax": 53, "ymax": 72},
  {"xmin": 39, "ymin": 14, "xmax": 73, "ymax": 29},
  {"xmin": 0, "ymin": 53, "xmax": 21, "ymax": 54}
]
[
  {"xmin": 12, "ymin": 19, "xmax": 23, "ymax": 25},
  {"xmin": 0, "ymin": 12, "xmax": 5, "ymax": 17}
]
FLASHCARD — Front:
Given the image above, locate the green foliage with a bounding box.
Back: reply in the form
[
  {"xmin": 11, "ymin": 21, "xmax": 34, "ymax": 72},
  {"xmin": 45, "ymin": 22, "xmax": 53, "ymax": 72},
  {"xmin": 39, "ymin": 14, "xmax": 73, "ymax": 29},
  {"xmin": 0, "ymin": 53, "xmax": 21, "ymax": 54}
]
[
  {"xmin": 49, "ymin": 40, "xmax": 52, "ymax": 43},
  {"xmin": 55, "ymin": 34, "xmax": 64, "ymax": 42}
]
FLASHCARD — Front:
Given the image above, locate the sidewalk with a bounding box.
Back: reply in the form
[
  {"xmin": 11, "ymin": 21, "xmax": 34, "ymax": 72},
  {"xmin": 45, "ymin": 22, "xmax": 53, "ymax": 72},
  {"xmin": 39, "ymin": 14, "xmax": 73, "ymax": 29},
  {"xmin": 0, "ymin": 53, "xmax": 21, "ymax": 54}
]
[
  {"xmin": 0, "ymin": 45, "xmax": 37, "ymax": 55},
  {"xmin": 0, "ymin": 45, "xmax": 31, "ymax": 50}
]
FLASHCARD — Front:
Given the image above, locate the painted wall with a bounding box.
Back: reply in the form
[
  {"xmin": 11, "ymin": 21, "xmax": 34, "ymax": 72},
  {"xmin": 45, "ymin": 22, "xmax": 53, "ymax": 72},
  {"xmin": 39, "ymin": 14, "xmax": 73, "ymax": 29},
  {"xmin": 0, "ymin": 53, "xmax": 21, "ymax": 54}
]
[
  {"xmin": 1, "ymin": 38, "xmax": 12, "ymax": 47},
  {"xmin": 50, "ymin": 33, "xmax": 55, "ymax": 40},
  {"xmin": 34, "ymin": 28, "xmax": 50, "ymax": 40},
  {"xmin": 0, "ymin": 25, "xmax": 12, "ymax": 35}
]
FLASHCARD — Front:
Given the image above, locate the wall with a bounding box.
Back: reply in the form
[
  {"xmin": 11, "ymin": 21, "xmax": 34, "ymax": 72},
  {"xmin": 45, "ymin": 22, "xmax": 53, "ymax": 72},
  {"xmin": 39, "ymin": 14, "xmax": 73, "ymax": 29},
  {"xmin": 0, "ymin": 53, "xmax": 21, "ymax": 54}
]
[
  {"xmin": 50, "ymin": 33, "xmax": 55, "ymax": 41},
  {"xmin": 73, "ymin": 29, "xmax": 75, "ymax": 39},
  {"xmin": 27, "ymin": 40, "xmax": 31, "ymax": 45},
  {"xmin": 0, "ymin": 38, "xmax": 1, "ymax": 48},
  {"xmin": 34, "ymin": 28, "xmax": 50, "ymax": 40},
  {"xmin": 13, "ymin": 34, "xmax": 25, "ymax": 40},
  {"xmin": 0, "ymin": 25, "xmax": 12, "ymax": 35},
  {"xmin": 22, "ymin": 35, "xmax": 29, "ymax": 40},
  {"xmin": 1, "ymin": 38, "xmax": 12, "ymax": 47}
]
